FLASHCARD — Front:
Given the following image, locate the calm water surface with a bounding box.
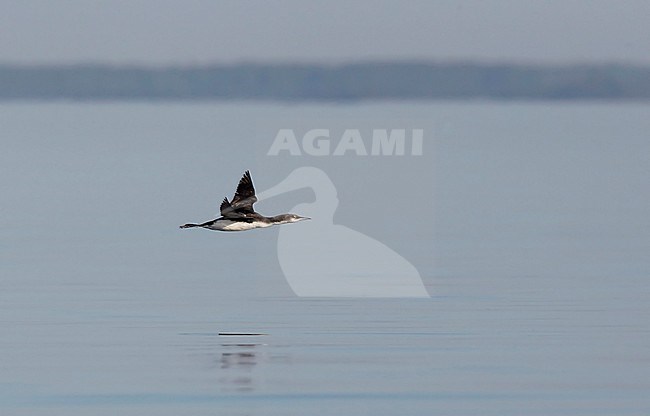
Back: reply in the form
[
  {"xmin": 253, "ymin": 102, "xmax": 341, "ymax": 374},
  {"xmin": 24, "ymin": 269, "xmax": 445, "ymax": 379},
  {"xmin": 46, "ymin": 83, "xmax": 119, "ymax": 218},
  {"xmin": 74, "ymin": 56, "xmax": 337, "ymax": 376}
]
[{"xmin": 1, "ymin": 102, "xmax": 649, "ymax": 415}]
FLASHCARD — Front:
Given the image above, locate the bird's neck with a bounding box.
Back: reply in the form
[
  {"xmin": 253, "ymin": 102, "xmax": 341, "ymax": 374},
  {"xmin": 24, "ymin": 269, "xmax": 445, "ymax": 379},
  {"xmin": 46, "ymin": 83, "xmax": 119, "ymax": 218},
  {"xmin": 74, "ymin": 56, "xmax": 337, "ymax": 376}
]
[{"xmin": 267, "ymin": 214, "xmax": 291, "ymax": 224}]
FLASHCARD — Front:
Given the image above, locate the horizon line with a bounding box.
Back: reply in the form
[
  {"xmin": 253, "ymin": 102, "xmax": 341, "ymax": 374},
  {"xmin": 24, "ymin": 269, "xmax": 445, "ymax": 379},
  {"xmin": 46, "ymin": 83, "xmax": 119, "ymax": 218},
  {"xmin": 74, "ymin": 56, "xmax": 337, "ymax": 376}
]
[{"xmin": 1, "ymin": 58, "xmax": 650, "ymax": 70}]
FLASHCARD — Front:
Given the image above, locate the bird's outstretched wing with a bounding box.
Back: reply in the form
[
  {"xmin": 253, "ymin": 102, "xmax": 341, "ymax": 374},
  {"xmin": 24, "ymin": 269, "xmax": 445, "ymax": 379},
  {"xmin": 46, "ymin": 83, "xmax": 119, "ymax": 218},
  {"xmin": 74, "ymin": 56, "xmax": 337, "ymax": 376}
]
[
  {"xmin": 219, "ymin": 171, "xmax": 257, "ymax": 218},
  {"xmin": 230, "ymin": 170, "xmax": 257, "ymax": 212},
  {"xmin": 219, "ymin": 197, "xmax": 238, "ymax": 218}
]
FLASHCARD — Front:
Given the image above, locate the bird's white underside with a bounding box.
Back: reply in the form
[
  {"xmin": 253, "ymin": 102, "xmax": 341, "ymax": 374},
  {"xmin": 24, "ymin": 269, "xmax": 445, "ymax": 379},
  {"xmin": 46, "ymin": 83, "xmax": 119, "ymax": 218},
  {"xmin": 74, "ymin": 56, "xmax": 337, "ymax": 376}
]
[{"xmin": 205, "ymin": 220, "xmax": 273, "ymax": 232}]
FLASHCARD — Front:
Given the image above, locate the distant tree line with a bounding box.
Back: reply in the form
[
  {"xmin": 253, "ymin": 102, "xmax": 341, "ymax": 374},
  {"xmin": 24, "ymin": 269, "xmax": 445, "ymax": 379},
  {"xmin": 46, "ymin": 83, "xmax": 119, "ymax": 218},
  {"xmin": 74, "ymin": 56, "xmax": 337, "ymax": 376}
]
[{"xmin": 1, "ymin": 62, "xmax": 649, "ymax": 101}]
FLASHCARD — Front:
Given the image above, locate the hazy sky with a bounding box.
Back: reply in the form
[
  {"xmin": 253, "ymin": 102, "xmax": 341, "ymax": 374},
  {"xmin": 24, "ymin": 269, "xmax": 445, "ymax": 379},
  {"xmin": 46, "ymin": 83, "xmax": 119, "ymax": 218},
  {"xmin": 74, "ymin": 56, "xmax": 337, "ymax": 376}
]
[{"xmin": 1, "ymin": 0, "xmax": 649, "ymax": 65}]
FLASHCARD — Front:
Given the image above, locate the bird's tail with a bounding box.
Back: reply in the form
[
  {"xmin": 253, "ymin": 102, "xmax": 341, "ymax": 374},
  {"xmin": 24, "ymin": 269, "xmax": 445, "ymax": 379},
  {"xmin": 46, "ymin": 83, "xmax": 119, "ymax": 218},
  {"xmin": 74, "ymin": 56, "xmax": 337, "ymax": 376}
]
[{"xmin": 179, "ymin": 223, "xmax": 200, "ymax": 229}]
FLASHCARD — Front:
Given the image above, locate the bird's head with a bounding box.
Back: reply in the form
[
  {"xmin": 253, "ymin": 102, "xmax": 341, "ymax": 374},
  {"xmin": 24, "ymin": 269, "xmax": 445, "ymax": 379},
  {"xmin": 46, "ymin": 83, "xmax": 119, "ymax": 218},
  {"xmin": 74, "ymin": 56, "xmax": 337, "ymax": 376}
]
[{"xmin": 272, "ymin": 213, "xmax": 311, "ymax": 224}]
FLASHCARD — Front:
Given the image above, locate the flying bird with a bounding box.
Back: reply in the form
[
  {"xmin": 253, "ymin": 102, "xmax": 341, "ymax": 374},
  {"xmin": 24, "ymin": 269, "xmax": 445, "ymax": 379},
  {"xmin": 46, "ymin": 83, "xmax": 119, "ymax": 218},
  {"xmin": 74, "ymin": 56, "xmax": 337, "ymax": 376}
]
[{"xmin": 180, "ymin": 170, "xmax": 310, "ymax": 232}]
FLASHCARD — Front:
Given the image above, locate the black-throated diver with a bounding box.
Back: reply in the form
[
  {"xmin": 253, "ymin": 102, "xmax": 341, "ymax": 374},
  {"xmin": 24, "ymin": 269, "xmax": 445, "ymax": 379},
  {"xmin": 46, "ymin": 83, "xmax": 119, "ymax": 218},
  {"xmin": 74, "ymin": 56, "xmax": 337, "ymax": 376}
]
[{"xmin": 180, "ymin": 170, "xmax": 309, "ymax": 232}]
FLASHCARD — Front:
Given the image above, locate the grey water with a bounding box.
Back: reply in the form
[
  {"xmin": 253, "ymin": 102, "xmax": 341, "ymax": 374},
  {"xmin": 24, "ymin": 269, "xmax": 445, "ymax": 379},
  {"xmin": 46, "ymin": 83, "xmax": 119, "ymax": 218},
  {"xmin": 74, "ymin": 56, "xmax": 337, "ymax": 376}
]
[{"xmin": 1, "ymin": 101, "xmax": 649, "ymax": 415}]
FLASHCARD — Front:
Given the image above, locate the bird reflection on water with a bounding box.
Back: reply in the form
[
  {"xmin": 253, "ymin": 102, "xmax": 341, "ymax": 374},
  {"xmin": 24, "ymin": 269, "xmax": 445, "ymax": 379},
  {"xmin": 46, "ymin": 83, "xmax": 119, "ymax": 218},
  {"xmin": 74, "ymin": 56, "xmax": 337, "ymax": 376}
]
[
  {"xmin": 218, "ymin": 342, "xmax": 260, "ymax": 392},
  {"xmin": 216, "ymin": 336, "xmax": 292, "ymax": 393}
]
